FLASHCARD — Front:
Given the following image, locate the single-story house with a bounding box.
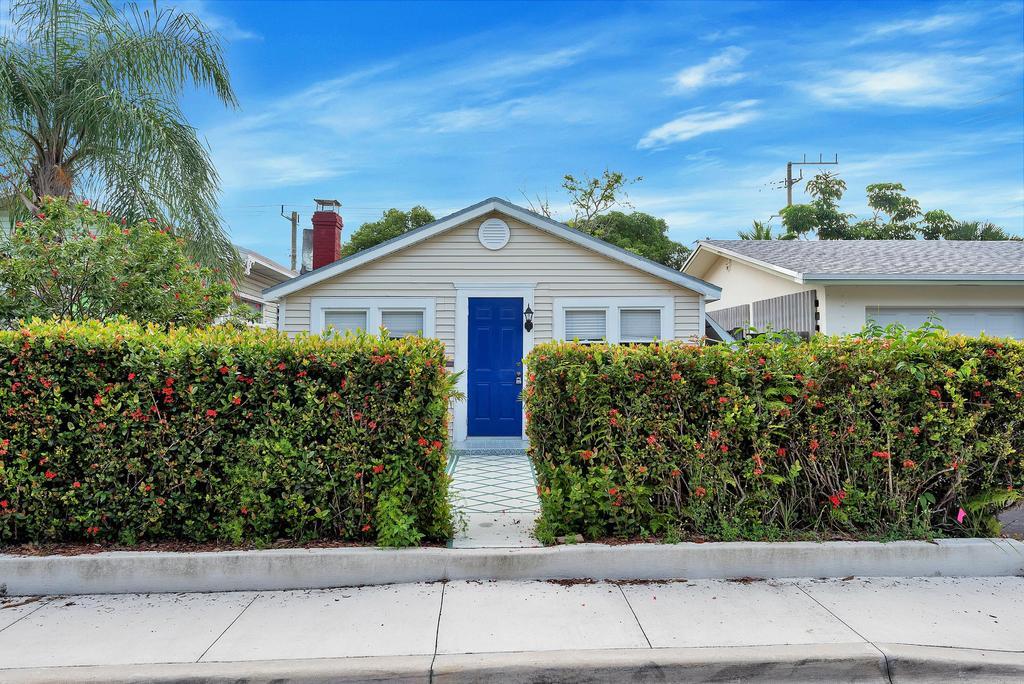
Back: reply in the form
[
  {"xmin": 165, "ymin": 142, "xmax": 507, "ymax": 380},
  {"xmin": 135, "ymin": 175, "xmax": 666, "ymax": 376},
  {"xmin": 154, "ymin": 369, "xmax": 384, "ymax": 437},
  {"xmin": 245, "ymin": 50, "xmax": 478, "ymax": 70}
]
[
  {"xmin": 681, "ymin": 240, "xmax": 1024, "ymax": 338},
  {"xmin": 263, "ymin": 197, "xmax": 721, "ymax": 442},
  {"xmin": 234, "ymin": 245, "xmax": 296, "ymax": 329}
]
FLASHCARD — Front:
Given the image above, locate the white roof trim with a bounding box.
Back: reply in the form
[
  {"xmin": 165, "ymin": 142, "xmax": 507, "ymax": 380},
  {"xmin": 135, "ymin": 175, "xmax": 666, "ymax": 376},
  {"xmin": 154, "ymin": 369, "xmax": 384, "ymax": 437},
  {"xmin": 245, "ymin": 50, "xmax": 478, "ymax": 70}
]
[
  {"xmin": 682, "ymin": 242, "xmax": 806, "ymax": 284},
  {"xmin": 264, "ymin": 198, "xmax": 721, "ymax": 301}
]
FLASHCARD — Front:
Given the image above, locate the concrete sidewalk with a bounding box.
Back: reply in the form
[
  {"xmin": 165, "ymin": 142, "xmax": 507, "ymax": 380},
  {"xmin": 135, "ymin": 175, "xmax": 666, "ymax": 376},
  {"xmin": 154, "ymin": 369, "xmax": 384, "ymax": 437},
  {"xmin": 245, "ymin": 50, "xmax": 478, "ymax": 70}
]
[{"xmin": 2, "ymin": 576, "xmax": 1022, "ymax": 682}]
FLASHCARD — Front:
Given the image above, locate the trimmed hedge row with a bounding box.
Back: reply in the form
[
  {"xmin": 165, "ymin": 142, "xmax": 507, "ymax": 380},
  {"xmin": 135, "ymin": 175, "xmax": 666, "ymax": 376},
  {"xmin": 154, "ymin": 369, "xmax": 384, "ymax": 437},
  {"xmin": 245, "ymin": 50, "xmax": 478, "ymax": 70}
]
[
  {"xmin": 0, "ymin": 320, "xmax": 455, "ymax": 547},
  {"xmin": 524, "ymin": 328, "xmax": 1023, "ymax": 542}
]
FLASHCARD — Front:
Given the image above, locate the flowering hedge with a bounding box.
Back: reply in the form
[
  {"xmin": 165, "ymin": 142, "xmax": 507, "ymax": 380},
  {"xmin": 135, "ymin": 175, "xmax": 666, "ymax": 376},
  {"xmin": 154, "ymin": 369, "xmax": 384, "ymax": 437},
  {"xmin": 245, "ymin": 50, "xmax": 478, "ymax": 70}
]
[
  {"xmin": 524, "ymin": 328, "xmax": 1022, "ymax": 542},
  {"xmin": 0, "ymin": 320, "xmax": 455, "ymax": 547}
]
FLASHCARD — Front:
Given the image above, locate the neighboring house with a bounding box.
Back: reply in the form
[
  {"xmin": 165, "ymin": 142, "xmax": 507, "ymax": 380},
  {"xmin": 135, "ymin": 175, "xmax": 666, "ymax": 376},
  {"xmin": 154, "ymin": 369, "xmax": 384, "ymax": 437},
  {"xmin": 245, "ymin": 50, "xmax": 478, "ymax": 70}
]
[
  {"xmin": 263, "ymin": 197, "xmax": 721, "ymax": 443},
  {"xmin": 682, "ymin": 240, "xmax": 1024, "ymax": 338},
  {"xmin": 234, "ymin": 245, "xmax": 296, "ymax": 328}
]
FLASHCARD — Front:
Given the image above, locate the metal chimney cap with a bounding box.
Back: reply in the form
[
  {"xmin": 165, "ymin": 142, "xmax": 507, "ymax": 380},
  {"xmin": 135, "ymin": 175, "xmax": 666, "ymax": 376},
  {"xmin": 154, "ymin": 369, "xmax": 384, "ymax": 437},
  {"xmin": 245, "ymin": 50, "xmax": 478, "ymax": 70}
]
[{"xmin": 314, "ymin": 198, "xmax": 341, "ymax": 212}]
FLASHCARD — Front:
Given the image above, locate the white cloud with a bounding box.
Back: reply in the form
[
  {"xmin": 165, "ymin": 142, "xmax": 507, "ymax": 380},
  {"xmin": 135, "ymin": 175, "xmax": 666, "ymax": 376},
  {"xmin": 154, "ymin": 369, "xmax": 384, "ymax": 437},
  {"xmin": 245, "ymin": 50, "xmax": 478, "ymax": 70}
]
[
  {"xmin": 855, "ymin": 12, "xmax": 969, "ymax": 43},
  {"xmin": 671, "ymin": 47, "xmax": 748, "ymax": 91},
  {"xmin": 173, "ymin": 1, "xmax": 261, "ymax": 41},
  {"xmin": 802, "ymin": 55, "xmax": 1008, "ymax": 108},
  {"xmin": 637, "ymin": 100, "xmax": 761, "ymax": 150}
]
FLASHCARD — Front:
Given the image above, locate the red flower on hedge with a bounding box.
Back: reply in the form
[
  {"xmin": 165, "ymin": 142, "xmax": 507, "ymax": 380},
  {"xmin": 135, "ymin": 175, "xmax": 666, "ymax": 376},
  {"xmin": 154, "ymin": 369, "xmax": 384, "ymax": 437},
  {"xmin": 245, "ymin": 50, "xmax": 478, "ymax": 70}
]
[
  {"xmin": 277, "ymin": 362, "xmax": 286, "ymax": 371},
  {"xmin": 0, "ymin": 500, "xmax": 8, "ymax": 509},
  {"xmin": 709, "ymin": 430, "xmax": 720, "ymax": 440},
  {"xmin": 72, "ymin": 481, "xmax": 81, "ymax": 488},
  {"xmin": 127, "ymin": 372, "xmax": 136, "ymax": 380},
  {"xmin": 910, "ymin": 426, "xmax": 921, "ymax": 436},
  {"xmin": 206, "ymin": 409, "xmax": 218, "ymax": 418},
  {"xmin": 671, "ymin": 372, "xmax": 682, "ymax": 382},
  {"xmin": 353, "ymin": 412, "xmax": 363, "ymax": 422},
  {"xmin": 417, "ymin": 437, "xmax": 429, "ymax": 447},
  {"xmin": 368, "ymin": 420, "xmax": 377, "ymax": 429},
  {"xmin": 44, "ymin": 470, "xmax": 57, "ymax": 479},
  {"xmin": 719, "ymin": 445, "xmax": 729, "ymax": 453},
  {"xmin": 646, "ymin": 435, "xmax": 658, "ymax": 446},
  {"xmin": 608, "ymin": 487, "xmax": 618, "ymax": 496},
  {"xmin": 929, "ymin": 388, "xmax": 941, "ymax": 398},
  {"xmin": 809, "ymin": 439, "xmax": 820, "ymax": 451},
  {"xmin": 93, "ymin": 394, "xmax": 103, "ymax": 406},
  {"xmin": 219, "ymin": 365, "xmax": 229, "ymax": 375},
  {"xmin": 902, "ymin": 459, "xmax": 917, "ymax": 469},
  {"xmin": 231, "ymin": 396, "xmax": 241, "ymax": 405},
  {"xmin": 372, "ymin": 464, "xmax": 384, "ymax": 474},
  {"xmin": 776, "ymin": 448, "xmax": 787, "ymax": 457},
  {"xmin": 361, "ymin": 524, "xmax": 372, "ymax": 532},
  {"xmin": 671, "ymin": 468, "xmax": 681, "ymax": 477},
  {"xmin": 706, "ymin": 377, "xmax": 719, "ymax": 386},
  {"xmin": 431, "ymin": 440, "xmax": 442, "ymax": 450},
  {"xmin": 872, "ymin": 450, "xmax": 891, "ymax": 460},
  {"xmin": 580, "ymin": 450, "xmax": 594, "ymax": 461}
]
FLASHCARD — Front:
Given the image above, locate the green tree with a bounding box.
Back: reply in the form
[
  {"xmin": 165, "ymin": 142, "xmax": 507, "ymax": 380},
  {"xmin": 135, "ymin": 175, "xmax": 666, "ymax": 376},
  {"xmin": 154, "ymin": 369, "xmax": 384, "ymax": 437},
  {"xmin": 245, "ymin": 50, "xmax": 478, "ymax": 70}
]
[
  {"xmin": 341, "ymin": 206, "xmax": 435, "ymax": 257},
  {"xmin": 585, "ymin": 211, "xmax": 690, "ymax": 269},
  {"xmin": 0, "ymin": 196, "xmax": 243, "ymax": 326},
  {"xmin": 525, "ymin": 169, "xmax": 688, "ymax": 268},
  {"xmin": 778, "ymin": 172, "xmax": 1017, "ymax": 241},
  {"xmin": 0, "ymin": 0, "xmax": 237, "ymax": 267}
]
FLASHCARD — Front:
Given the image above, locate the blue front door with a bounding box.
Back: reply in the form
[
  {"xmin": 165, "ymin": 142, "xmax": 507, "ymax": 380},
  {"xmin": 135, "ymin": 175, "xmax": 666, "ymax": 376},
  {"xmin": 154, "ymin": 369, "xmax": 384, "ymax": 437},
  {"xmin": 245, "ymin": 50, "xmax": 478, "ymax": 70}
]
[{"xmin": 467, "ymin": 297, "xmax": 524, "ymax": 437}]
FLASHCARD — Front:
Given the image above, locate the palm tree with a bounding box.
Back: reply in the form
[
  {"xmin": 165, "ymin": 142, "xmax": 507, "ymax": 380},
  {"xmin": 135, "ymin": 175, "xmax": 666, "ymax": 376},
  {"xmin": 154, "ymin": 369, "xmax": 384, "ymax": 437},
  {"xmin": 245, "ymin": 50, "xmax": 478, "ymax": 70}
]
[
  {"xmin": 942, "ymin": 221, "xmax": 1018, "ymax": 241},
  {"xmin": 0, "ymin": 0, "xmax": 238, "ymax": 266},
  {"xmin": 738, "ymin": 220, "xmax": 781, "ymax": 240}
]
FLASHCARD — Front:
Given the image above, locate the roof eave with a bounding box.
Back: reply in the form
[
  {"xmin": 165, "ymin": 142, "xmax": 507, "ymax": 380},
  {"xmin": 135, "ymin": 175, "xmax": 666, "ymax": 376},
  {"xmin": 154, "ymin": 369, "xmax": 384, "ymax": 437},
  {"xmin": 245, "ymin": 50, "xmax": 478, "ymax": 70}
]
[{"xmin": 805, "ymin": 274, "xmax": 1024, "ymax": 284}]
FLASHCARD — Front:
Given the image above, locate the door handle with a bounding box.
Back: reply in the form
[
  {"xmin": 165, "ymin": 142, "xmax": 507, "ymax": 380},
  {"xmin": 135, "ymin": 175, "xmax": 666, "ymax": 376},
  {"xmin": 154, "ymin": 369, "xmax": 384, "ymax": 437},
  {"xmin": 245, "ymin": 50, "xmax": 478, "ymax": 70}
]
[{"xmin": 514, "ymin": 371, "xmax": 523, "ymax": 385}]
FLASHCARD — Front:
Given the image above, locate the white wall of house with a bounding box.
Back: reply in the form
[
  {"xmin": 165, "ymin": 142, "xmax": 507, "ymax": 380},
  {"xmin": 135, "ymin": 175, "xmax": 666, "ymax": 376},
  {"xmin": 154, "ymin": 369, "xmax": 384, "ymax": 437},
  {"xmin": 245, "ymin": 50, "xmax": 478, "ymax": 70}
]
[
  {"xmin": 821, "ymin": 283, "xmax": 1024, "ymax": 335},
  {"xmin": 703, "ymin": 257, "xmax": 813, "ymax": 312},
  {"xmin": 278, "ymin": 211, "xmax": 704, "ymax": 348},
  {"xmin": 236, "ymin": 268, "xmax": 281, "ymax": 329}
]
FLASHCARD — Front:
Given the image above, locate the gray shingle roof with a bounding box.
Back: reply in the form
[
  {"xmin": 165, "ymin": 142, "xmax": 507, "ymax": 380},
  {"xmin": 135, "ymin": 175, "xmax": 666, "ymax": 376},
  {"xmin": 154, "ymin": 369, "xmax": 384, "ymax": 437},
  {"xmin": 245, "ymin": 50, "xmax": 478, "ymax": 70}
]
[{"xmin": 701, "ymin": 240, "xmax": 1024, "ymax": 280}]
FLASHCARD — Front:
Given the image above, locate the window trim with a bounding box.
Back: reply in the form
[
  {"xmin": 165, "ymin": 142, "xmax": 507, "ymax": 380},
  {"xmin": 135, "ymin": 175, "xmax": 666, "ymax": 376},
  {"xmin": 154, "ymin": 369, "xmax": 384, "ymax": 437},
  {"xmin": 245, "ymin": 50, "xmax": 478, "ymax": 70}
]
[
  {"xmin": 554, "ymin": 297, "xmax": 674, "ymax": 343},
  {"xmin": 310, "ymin": 297, "xmax": 436, "ymax": 337}
]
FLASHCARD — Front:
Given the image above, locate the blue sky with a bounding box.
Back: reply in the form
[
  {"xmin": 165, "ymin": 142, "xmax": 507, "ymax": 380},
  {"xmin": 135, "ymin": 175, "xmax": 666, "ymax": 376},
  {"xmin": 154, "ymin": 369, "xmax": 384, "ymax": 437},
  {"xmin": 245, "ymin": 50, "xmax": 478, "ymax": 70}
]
[{"xmin": 180, "ymin": 0, "xmax": 1024, "ymax": 263}]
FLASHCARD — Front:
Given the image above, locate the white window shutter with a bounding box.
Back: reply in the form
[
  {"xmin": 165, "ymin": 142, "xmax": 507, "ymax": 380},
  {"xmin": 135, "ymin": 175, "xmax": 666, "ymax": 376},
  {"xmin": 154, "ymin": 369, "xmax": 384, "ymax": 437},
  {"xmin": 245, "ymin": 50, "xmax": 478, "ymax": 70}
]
[
  {"xmin": 381, "ymin": 310, "xmax": 424, "ymax": 338},
  {"xmin": 324, "ymin": 310, "xmax": 367, "ymax": 335},
  {"xmin": 620, "ymin": 309, "xmax": 661, "ymax": 341},
  {"xmin": 565, "ymin": 309, "xmax": 607, "ymax": 341}
]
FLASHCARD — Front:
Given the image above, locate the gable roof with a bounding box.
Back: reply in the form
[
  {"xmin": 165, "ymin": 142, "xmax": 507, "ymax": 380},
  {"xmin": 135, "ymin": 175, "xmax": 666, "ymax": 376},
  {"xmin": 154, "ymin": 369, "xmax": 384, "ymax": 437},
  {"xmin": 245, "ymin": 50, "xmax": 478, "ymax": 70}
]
[
  {"xmin": 684, "ymin": 240, "xmax": 1024, "ymax": 283},
  {"xmin": 235, "ymin": 244, "xmax": 296, "ymax": 281},
  {"xmin": 264, "ymin": 197, "xmax": 721, "ymax": 300}
]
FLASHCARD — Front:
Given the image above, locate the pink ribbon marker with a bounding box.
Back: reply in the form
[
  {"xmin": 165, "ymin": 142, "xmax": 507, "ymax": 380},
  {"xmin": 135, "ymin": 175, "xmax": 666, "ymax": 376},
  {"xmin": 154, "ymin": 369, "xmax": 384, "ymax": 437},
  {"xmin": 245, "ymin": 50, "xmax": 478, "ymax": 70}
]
[{"xmin": 957, "ymin": 507, "xmax": 967, "ymax": 524}]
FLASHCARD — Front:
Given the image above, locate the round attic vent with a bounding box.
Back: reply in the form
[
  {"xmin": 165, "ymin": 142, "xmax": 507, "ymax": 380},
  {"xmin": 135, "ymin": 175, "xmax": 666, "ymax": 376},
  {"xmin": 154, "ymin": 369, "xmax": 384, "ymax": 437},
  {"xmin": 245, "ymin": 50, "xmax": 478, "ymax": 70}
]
[{"xmin": 478, "ymin": 218, "xmax": 510, "ymax": 250}]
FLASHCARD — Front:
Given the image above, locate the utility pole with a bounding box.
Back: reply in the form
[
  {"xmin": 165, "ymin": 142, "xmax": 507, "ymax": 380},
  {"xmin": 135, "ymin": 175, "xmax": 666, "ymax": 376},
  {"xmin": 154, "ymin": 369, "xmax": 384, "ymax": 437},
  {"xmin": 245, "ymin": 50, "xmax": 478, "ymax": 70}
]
[
  {"xmin": 783, "ymin": 154, "xmax": 839, "ymax": 207},
  {"xmin": 280, "ymin": 205, "xmax": 299, "ymax": 271}
]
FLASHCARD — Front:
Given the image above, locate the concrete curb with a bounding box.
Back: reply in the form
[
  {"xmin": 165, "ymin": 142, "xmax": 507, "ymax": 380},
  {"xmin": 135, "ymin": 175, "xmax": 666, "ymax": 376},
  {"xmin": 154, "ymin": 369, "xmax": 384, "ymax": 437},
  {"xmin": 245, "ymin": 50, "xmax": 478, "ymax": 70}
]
[
  {"xmin": 1, "ymin": 538, "xmax": 1021, "ymax": 596},
  {"xmin": 3, "ymin": 644, "xmax": 1023, "ymax": 683}
]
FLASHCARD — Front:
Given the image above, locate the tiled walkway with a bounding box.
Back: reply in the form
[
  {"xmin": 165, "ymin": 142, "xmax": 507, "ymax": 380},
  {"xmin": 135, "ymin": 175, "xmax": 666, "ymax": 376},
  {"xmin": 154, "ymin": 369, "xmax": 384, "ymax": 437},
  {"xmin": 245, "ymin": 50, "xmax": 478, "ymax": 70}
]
[{"xmin": 449, "ymin": 441, "xmax": 541, "ymax": 548}]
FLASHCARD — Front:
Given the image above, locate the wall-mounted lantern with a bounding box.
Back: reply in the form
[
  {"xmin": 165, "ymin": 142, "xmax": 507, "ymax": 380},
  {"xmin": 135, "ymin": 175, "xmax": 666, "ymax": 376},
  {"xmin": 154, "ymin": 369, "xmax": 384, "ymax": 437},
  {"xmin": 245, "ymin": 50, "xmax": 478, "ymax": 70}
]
[{"xmin": 523, "ymin": 305, "xmax": 534, "ymax": 332}]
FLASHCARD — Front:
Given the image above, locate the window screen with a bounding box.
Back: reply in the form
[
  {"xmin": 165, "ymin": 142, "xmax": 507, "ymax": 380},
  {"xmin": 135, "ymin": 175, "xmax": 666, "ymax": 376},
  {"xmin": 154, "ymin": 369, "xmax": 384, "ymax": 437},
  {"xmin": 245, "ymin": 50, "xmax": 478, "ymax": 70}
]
[
  {"xmin": 620, "ymin": 309, "xmax": 661, "ymax": 341},
  {"xmin": 324, "ymin": 310, "xmax": 367, "ymax": 335},
  {"xmin": 381, "ymin": 310, "xmax": 424, "ymax": 338},
  {"xmin": 564, "ymin": 309, "xmax": 607, "ymax": 341}
]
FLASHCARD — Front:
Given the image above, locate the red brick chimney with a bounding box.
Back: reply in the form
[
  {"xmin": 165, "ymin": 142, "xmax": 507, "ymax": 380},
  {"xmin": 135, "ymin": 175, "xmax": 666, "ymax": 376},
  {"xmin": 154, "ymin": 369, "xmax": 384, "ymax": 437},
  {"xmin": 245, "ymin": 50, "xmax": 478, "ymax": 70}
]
[{"xmin": 311, "ymin": 198, "xmax": 343, "ymax": 270}]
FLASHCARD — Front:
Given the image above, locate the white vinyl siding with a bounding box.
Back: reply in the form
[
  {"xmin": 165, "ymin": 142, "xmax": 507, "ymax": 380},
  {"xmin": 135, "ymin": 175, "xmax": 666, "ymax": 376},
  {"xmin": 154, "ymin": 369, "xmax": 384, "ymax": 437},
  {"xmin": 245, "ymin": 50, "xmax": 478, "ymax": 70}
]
[
  {"xmin": 620, "ymin": 309, "xmax": 661, "ymax": 342},
  {"xmin": 381, "ymin": 310, "xmax": 425, "ymax": 338},
  {"xmin": 279, "ymin": 213, "xmax": 703, "ymax": 348},
  {"xmin": 324, "ymin": 310, "xmax": 367, "ymax": 335},
  {"xmin": 564, "ymin": 309, "xmax": 607, "ymax": 341}
]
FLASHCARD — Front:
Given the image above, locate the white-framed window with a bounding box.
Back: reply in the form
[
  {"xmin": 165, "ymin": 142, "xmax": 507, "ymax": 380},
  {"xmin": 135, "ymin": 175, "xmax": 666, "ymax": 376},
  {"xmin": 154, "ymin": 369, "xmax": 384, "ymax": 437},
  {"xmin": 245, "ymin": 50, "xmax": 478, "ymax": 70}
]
[
  {"xmin": 310, "ymin": 297, "xmax": 435, "ymax": 338},
  {"xmin": 554, "ymin": 297, "xmax": 673, "ymax": 343}
]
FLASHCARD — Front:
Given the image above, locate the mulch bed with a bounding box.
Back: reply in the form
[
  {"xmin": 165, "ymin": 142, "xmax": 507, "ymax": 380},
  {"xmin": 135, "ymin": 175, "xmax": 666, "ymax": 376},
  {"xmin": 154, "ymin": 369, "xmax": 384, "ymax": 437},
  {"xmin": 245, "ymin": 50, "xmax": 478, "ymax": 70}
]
[{"xmin": 0, "ymin": 538, "xmax": 445, "ymax": 557}]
